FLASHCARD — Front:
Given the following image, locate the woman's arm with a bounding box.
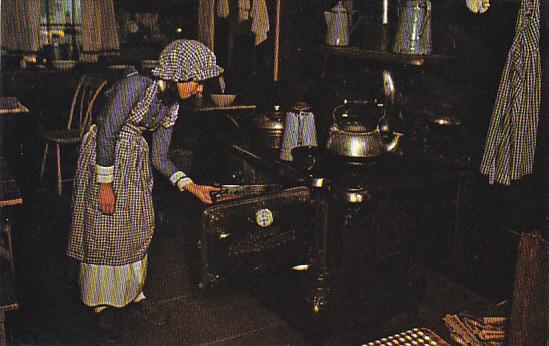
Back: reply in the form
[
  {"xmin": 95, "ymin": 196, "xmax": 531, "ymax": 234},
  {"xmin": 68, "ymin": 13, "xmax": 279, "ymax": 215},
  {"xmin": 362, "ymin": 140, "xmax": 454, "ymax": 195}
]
[
  {"xmin": 96, "ymin": 76, "xmax": 147, "ymax": 214},
  {"xmin": 151, "ymin": 125, "xmax": 218, "ymax": 204}
]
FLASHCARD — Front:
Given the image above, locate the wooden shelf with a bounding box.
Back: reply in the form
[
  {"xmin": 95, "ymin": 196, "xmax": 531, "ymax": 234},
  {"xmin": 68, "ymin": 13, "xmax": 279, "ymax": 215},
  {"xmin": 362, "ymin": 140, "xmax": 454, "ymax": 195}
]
[
  {"xmin": 320, "ymin": 45, "xmax": 457, "ymax": 67},
  {"xmin": 0, "ymin": 97, "xmax": 29, "ymax": 115},
  {"xmin": 192, "ymin": 104, "xmax": 256, "ymax": 112}
]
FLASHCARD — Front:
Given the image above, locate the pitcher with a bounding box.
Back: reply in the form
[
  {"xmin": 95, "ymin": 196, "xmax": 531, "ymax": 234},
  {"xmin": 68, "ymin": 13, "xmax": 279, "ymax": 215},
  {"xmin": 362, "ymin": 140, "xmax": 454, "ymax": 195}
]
[
  {"xmin": 324, "ymin": 1, "xmax": 360, "ymax": 47},
  {"xmin": 392, "ymin": 0, "xmax": 432, "ymax": 55}
]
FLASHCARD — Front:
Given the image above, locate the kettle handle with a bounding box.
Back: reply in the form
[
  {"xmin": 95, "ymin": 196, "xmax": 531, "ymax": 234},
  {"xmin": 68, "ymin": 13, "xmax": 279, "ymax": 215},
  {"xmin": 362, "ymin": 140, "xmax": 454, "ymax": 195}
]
[
  {"xmin": 331, "ymin": 103, "xmax": 347, "ymax": 124},
  {"xmin": 418, "ymin": 0, "xmax": 431, "ymax": 38},
  {"xmin": 331, "ymin": 100, "xmax": 370, "ymax": 124},
  {"xmin": 349, "ymin": 10, "xmax": 362, "ymax": 35}
]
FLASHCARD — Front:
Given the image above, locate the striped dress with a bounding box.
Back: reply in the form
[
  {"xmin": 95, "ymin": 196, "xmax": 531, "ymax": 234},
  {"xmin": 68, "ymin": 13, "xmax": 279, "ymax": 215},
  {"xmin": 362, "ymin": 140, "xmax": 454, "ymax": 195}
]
[
  {"xmin": 67, "ymin": 72, "xmax": 181, "ymax": 308},
  {"xmin": 480, "ymin": 0, "xmax": 541, "ymax": 185}
]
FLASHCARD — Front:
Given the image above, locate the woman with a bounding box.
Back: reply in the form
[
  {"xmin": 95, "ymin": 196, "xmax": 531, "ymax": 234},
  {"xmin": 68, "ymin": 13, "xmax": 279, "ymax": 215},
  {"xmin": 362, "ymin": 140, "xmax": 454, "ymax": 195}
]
[{"xmin": 67, "ymin": 40, "xmax": 222, "ymax": 329}]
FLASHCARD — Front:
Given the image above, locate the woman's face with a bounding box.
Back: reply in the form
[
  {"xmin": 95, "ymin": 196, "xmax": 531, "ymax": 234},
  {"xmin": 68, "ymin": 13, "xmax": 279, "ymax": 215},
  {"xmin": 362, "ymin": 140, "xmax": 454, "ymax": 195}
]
[{"xmin": 176, "ymin": 81, "xmax": 203, "ymax": 99}]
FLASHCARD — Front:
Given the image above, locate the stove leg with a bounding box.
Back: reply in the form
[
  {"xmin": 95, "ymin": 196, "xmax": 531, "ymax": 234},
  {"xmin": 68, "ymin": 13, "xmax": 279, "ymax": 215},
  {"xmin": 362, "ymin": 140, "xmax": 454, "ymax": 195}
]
[{"xmin": 307, "ymin": 196, "xmax": 332, "ymax": 315}]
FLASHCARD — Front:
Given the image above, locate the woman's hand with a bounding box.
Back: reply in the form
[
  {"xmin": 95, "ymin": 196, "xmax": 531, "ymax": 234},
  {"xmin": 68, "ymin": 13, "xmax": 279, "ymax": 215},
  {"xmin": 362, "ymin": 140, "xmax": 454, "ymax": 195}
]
[
  {"xmin": 186, "ymin": 183, "xmax": 220, "ymax": 204},
  {"xmin": 98, "ymin": 183, "xmax": 116, "ymax": 214}
]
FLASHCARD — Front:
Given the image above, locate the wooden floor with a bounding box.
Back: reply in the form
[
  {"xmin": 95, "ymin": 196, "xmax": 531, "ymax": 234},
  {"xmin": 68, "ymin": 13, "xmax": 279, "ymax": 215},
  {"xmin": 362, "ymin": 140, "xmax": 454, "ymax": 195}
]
[{"xmin": 3, "ymin": 173, "xmax": 506, "ymax": 346}]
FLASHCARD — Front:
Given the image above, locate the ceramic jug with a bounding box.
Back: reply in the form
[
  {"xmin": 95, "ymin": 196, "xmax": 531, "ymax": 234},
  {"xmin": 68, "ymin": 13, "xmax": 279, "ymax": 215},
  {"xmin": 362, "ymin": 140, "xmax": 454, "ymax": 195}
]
[
  {"xmin": 324, "ymin": 1, "xmax": 360, "ymax": 47},
  {"xmin": 392, "ymin": 0, "xmax": 432, "ymax": 55}
]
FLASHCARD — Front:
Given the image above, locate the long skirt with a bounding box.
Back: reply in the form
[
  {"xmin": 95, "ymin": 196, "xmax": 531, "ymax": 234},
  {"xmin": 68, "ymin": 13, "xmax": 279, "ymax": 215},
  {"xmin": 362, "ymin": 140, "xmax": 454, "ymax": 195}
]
[
  {"xmin": 79, "ymin": 255, "xmax": 148, "ymax": 308},
  {"xmin": 67, "ymin": 124, "xmax": 155, "ymax": 266}
]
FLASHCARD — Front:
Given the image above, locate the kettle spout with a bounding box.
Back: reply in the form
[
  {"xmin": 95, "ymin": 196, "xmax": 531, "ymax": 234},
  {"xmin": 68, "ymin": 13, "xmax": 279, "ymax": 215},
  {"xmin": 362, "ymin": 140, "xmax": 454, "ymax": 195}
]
[{"xmin": 386, "ymin": 132, "xmax": 403, "ymax": 153}]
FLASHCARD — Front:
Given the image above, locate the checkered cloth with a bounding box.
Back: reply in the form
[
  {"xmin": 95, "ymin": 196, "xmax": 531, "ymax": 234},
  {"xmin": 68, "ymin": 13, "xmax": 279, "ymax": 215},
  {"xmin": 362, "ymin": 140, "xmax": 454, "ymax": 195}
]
[
  {"xmin": 68, "ymin": 81, "xmax": 171, "ymax": 265},
  {"xmin": 480, "ymin": 0, "xmax": 541, "ymax": 185},
  {"xmin": 151, "ymin": 39, "xmax": 223, "ymax": 82}
]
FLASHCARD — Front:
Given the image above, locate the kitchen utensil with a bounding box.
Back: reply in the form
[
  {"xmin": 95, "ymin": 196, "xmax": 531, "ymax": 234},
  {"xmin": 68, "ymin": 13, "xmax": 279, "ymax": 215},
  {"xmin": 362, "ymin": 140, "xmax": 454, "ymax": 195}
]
[
  {"xmin": 279, "ymin": 102, "xmax": 318, "ymax": 161},
  {"xmin": 393, "ymin": 0, "xmax": 432, "ymax": 55},
  {"xmin": 211, "ymin": 94, "xmax": 236, "ymax": 107},
  {"xmin": 291, "ymin": 146, "xmax": 322, "ymax": 172},
  {"xmin": 324, "ymin": 1, "xmax": 361, "ymax": 46},
  {"xmin": 326, "ymin": 101, "xmax": 402, "ymax": 158},
  {"xmin": 252, "ymin": 105, "xmax": 285, "ymax": 149}
]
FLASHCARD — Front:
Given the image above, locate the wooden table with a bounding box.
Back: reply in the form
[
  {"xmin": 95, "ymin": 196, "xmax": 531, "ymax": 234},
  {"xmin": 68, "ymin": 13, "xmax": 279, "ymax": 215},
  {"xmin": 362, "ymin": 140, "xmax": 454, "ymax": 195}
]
[
  {"xmin": 0, "ymin": 165, "xmax": 21, "ymax": 346},
  {"xmin": 0, "ymin": 97, "xmax": 29, "ymax": 115},
  {"xmin": 0, "ymin": 96, "xmax": 30, "ymax": 164}
]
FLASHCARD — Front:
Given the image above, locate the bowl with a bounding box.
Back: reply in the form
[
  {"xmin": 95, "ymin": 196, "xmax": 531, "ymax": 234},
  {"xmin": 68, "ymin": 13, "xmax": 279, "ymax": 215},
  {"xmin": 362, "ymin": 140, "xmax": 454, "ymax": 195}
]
[
  {"xmin": 210, "ymin": 94, "xmax": 236, "ymax": 107},
  {"xmin": 51, "ymin": 60, "xmax": 77, "ymax": 70}
]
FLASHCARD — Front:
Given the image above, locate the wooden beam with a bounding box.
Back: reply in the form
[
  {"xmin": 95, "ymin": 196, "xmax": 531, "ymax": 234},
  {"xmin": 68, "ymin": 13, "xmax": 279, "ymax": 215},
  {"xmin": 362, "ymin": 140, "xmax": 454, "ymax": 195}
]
[{"xmin": 273, "ymin": 0, "xmax": 281, "ymax": 81}]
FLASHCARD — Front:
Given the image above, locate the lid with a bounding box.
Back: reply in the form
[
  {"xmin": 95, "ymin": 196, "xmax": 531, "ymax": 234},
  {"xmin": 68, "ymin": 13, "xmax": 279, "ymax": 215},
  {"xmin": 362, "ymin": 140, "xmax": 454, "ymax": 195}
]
[
  {"xmin": 330, "ymin": 1, "xmax": 347, "ymax": 13},
  {"xmin": 338, "ymin": 121, "xmax": 370, "ymax": 133},
  {"xmin": 292, "ymin": 101, "xmax": 311, "ymax": 112},
  {"xmin": 254, "ymin": 105, "xmax": 285, "ymax": 130}
]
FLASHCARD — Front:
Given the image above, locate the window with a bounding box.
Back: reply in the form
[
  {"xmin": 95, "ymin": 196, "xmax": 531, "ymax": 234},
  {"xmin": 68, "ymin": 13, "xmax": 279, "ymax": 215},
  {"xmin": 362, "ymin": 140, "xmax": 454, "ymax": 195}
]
[{"xmin": 40, "ymin": 0, "xmax": 82, "ymax": 60}]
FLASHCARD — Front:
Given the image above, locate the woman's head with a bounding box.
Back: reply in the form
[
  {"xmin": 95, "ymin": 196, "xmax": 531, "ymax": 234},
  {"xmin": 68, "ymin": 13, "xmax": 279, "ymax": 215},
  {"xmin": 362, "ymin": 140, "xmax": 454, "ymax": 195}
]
[
  {"xmin": 157, "ymin": 80, "xmax": 204, "ymax": 104},
  {"xmin": 151, "ymin": 39, "xmax": 223, "ymax": 100}
]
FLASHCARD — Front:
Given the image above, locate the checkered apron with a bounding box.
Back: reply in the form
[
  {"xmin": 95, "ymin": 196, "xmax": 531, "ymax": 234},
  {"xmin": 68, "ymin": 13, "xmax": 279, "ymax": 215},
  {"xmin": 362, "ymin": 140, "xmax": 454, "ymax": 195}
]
[
  {"xmin": 68, "ymin": 81, "xmax": 178, "ymax": 266},
  {"xmin": 480, "ymin": 0, "xmax": 541, "ymax": 185}
]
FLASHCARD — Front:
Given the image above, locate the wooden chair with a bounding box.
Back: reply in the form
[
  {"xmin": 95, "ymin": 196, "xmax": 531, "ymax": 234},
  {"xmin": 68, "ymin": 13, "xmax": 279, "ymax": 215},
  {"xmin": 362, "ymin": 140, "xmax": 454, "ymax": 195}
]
[{"xmin": 39, "ymin": 76, "xmax": 107, "ymax": 195}]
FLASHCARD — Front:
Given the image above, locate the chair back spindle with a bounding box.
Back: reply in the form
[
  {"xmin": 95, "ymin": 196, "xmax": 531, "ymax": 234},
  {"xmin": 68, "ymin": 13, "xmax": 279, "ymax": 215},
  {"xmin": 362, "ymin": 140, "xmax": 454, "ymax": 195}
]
[{"xmin": 40, "ymin": 75, "xmax": 107, "ymax": 195}]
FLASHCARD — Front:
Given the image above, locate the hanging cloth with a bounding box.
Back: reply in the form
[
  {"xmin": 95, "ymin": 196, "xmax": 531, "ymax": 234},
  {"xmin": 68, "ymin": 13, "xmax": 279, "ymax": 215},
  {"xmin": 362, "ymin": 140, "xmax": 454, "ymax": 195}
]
[
  {"xmin": 479, "ymin": 0, "xmax": 541, "ymax": 185},
  {"xmin": 251, "ymin": 0, "xmax": 270, "ymax": 46},
  {"xmin": 80, "ymin": 0, "xmax": 120, "ymax": 62},
  {"xmin": 0, "ymin": 0, "xmax": 41, "ymax": 54},
  {"xmin": 217, "ymin": 0, "xmax": 230, "ymax": 18},
  {"xmin": 238, "ymin": 0, "xmax": 251, "ymax": 22}
]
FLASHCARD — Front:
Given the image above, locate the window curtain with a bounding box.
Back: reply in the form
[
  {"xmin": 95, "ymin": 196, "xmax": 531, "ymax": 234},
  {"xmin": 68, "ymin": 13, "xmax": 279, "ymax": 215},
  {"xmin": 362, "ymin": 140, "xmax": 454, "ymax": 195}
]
[
  {"xmin": 1, "ymin": 0, "xmax": 42, "ymax": 54},
  {"xmin": 80, "ymin": 0, "xmax": 119, "ymax": 62}
]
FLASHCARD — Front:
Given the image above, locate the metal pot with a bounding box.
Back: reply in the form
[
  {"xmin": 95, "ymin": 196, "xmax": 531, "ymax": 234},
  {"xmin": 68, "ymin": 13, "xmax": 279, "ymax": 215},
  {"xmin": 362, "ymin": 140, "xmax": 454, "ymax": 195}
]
[
  {"xmin": 253, "ymin": 105, "xmax": 285, "ymax": 149},
  {"xmin": 326, "ymin": 101, "xmax": 403, "ymax": 158}
]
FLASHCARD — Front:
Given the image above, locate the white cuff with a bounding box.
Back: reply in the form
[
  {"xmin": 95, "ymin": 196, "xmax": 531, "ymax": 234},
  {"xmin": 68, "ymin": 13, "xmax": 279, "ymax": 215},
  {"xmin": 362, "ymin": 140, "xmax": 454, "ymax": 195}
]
[
  {"xmin": 177, "ymin": 177, "xmax": 193, "ymax": 191},
  {"xmin": 96, "ymin": 165, "xmax": 114, "ymax": 184},
  {"xmin": 169, "ymin": 171, "xmax": 194, "ymax": 191}
]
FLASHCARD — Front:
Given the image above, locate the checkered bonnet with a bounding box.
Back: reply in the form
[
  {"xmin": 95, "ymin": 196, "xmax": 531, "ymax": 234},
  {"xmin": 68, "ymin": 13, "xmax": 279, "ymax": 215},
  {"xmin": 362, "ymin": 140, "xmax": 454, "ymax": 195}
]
[{"xmin": 151, "ymin": 40, "xmax": 223, "ymax": 82}]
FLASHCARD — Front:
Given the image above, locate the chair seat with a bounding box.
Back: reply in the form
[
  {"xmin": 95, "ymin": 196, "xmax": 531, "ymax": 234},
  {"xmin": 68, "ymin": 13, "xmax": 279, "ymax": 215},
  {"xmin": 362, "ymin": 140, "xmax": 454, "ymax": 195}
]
[{"xmin": 42, "ymin": 128, "xmax": 82, "ymax": 144}]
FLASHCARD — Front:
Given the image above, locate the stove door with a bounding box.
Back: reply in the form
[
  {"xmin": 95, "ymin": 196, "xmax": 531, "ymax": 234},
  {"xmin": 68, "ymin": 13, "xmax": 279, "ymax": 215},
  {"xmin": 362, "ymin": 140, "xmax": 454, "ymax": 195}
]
[{"xmin": 198, "ymin": 186, "xmax": 313, "ymax": 288}]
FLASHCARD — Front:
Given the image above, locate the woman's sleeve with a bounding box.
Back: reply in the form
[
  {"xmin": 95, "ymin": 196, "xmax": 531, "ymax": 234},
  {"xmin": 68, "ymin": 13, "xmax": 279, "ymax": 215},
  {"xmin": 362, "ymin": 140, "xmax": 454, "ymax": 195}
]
[
  {"xmin": 95, "ymin": 77, "xmax": 144, "ymax": 183},
  {"xmin": 151, "ymin": 126, "xmax": 194, "ymax": 191}
]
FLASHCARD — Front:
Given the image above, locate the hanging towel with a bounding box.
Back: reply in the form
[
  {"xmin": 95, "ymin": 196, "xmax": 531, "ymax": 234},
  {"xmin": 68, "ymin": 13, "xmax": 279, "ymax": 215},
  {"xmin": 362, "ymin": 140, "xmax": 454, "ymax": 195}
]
[
  {"xmin": 479, "ymin": 0, "xmax": 541, "ymax": 185},
  {"xmin": 217, "ymin": 0, "xmax": 229, "ymax": 18},
  {"xmin": 238, "ymin": 0, "xmax": 251, "ymax": 22},
  {"xmin": 251, "ymin": 0, "xmax": 270, "ymax": 46}
]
